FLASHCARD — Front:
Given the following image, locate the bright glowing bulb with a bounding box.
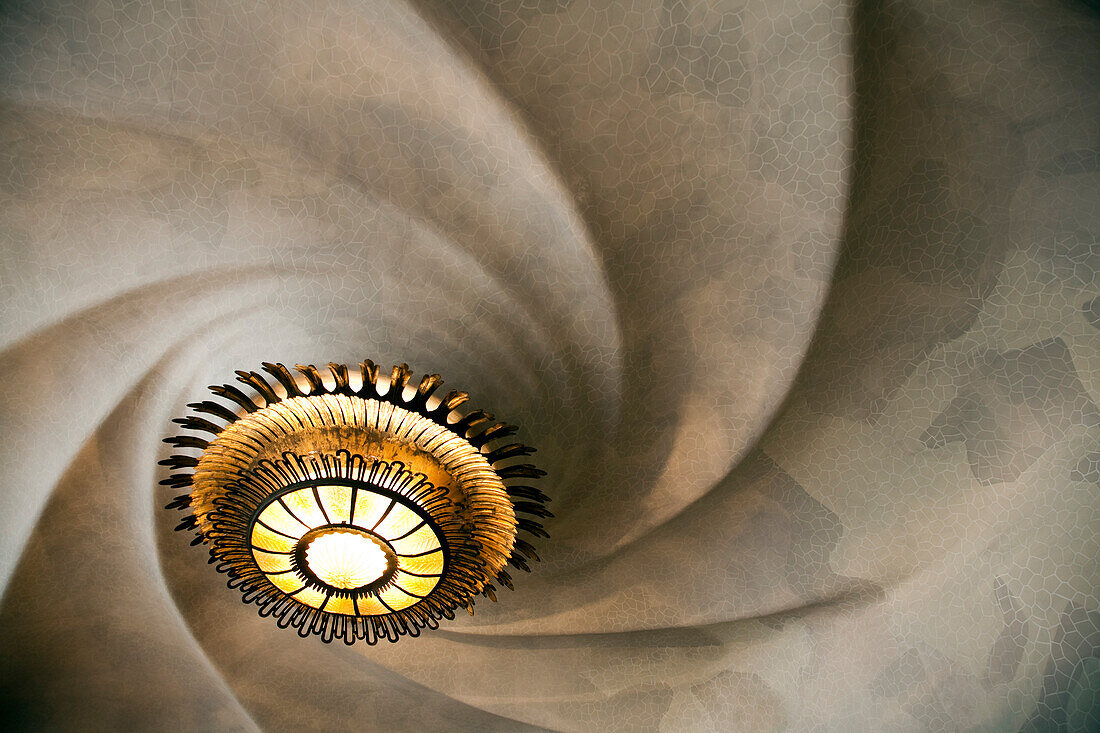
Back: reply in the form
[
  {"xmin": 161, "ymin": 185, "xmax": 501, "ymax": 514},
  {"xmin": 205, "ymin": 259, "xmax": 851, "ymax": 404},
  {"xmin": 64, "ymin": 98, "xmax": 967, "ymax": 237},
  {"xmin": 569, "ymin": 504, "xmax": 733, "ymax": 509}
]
[{"xmin": 305, "ymin": 530, "xmax": 388, "ymax": 589}]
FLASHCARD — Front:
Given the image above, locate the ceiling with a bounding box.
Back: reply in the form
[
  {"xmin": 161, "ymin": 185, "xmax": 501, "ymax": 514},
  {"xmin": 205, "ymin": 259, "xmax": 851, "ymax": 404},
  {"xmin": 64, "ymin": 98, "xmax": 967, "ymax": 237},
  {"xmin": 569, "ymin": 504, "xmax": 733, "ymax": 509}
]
[{"xmin": 0, "ymin": 0, "xmax": 1097, "ymax": 730}]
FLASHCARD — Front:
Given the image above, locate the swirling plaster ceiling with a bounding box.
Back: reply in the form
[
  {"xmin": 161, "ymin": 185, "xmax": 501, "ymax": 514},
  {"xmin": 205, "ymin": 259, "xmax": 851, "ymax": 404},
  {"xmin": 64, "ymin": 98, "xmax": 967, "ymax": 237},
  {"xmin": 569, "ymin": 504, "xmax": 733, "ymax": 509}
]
[{"xmin": 0, "ymin": 0, "xmax": 1096, "ymax": 730}]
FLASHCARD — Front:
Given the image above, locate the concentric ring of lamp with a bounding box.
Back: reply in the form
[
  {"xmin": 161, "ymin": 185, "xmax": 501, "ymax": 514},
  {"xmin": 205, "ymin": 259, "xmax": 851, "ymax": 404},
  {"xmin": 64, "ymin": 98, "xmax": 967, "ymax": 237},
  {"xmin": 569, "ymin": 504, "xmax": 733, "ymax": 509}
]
[{"xmin": 162, "ymin": 361, "xmax": 550, "ymax": 644}]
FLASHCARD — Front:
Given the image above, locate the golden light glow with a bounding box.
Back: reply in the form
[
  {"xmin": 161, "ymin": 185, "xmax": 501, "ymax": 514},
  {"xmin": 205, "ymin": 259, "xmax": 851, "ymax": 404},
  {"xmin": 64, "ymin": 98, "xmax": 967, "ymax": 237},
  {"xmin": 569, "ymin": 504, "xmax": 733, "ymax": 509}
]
[
  {"xmin": 165, "ymin": 360, "xmax": 549, "ymax": 644},
  {"xmin": 249, "ymin": 483, "xmax": 444, "ymax": 615},
  {"xmin": 305, "ymin": 530, "xmax": 388, "ymax": 590},
  {"xmin": 191, "ymin": 394, "xmax": 516, "ymax": 585}
]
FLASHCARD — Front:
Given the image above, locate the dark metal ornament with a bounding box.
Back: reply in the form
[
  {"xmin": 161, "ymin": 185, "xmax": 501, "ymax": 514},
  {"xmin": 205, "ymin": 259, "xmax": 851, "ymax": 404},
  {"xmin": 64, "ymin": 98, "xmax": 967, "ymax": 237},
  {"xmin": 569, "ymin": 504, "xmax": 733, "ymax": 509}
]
[{"xmin": 162, "ymin": 361, "xmax": 549, "ymax": 644}]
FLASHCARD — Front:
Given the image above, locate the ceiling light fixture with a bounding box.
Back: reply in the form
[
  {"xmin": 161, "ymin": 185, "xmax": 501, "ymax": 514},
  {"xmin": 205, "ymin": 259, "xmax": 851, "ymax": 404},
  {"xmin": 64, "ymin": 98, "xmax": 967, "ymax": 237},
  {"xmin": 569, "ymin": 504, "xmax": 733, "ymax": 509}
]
[{"xmin": 162, "ymin": 361, "xmax": 550, "ymax": 644}]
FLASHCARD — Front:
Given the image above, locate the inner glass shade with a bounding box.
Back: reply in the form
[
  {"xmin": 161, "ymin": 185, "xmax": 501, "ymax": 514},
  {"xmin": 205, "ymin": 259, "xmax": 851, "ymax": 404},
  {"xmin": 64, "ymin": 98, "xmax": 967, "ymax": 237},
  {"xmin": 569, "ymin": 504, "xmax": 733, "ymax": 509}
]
[
  {"xmin": 305, "ymin": 529, "xmax": 388, "ymax": 590},
  {"xmin": 249, "ymin": 482, "xmax": 446, "ymax": 615}
]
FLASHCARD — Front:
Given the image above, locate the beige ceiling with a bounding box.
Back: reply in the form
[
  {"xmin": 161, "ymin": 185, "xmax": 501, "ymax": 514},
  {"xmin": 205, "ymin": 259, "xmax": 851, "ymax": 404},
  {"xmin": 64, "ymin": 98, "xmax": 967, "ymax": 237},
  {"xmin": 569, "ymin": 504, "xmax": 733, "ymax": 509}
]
[{"xmin": 0, "ymin": 0, "xmax": 1097, "ymax": 730}]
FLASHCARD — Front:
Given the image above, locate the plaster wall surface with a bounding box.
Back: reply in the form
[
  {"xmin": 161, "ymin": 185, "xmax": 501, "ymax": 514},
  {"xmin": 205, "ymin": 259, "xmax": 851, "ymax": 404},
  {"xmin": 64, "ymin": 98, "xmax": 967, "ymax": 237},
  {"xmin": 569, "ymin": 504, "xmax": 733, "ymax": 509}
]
[{"xmin": 0, "ymin": 0, "xmax": 1097, "ymax": 730}]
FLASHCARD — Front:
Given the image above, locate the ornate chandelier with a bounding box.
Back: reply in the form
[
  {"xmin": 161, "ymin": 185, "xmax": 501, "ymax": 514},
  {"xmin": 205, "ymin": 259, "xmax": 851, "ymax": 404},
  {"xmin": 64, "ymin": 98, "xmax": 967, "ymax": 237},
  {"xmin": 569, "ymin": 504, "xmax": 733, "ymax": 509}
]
[{"xmin": 162, "ymin": 361, "xmax": 549, "ymax": 644}]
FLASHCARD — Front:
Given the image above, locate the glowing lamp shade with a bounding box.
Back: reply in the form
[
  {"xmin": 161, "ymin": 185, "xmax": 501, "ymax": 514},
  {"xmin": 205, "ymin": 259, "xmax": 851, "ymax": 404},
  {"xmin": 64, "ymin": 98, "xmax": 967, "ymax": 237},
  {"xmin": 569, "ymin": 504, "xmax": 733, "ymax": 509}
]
[
  {"xmin": 304, "ymin": 530, "xmax": 389, "ymax": 590},
  {"xmin": 162, "ymin": 360, "xmax": 550, "ymax": 644}
]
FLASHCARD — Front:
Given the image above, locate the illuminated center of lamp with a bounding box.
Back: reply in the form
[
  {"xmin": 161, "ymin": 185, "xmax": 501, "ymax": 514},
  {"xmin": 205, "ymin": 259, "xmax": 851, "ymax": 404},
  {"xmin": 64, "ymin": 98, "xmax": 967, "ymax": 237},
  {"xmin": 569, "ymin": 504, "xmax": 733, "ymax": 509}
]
[{"xmin": 304, "ymin": 529, "xmax": 389, "ymax": 590}]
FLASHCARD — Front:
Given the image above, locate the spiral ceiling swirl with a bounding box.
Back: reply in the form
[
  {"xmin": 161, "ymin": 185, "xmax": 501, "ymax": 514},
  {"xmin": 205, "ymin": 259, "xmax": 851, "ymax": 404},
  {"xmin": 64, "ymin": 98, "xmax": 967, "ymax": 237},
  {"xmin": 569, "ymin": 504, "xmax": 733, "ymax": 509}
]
[{"xmin": 1, "ymin": 0, "xmax": 1096, "ymax": 730}]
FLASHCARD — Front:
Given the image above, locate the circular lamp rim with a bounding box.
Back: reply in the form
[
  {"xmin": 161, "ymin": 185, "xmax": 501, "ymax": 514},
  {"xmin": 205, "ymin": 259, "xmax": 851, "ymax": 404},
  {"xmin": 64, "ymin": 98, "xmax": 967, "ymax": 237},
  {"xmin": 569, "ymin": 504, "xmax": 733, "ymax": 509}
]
[{"xmin": 249, "ymin": 477, "xmax": 451, "ymax": 602}]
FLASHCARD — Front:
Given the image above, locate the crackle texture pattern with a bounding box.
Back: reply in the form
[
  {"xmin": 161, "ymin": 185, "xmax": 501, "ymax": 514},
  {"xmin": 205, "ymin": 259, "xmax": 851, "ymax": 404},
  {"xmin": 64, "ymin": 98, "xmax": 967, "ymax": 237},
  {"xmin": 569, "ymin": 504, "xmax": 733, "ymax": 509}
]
[{"xmin": 0, "ymin": 0, "xmax": 1097, "ymax": 730}]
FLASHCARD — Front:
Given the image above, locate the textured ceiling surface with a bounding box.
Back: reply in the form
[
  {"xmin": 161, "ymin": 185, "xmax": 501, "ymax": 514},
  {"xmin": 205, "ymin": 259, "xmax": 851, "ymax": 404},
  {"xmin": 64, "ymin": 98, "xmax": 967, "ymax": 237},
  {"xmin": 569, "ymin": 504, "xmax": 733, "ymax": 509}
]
[{"xmin": 0, "ymin": 0, "xmax": 1097, "ymax": 730}]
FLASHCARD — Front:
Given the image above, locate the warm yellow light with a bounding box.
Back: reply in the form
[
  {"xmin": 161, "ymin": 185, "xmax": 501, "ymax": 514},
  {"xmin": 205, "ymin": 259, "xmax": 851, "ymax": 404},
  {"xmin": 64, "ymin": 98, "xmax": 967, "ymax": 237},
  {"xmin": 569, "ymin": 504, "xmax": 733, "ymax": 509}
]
[
  {"xmin": 305, "ymin": 530, "xmax": 388, "ymax": 590},
  {"xmin": 166, "ymin": 360, "xmax": 549, "ymax": 644}
]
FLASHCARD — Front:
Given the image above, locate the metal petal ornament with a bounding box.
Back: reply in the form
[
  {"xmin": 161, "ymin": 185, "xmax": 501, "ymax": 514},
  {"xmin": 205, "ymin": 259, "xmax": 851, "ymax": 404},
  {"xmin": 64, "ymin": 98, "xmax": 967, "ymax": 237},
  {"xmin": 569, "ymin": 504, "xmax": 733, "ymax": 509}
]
[{"xmin": 162, "ymin": 361, "xmax": 549, "ymax": 644}]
